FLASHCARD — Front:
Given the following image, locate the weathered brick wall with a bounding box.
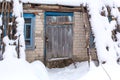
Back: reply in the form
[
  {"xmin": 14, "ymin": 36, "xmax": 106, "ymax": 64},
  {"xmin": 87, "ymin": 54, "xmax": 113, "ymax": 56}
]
[
  {"xmin": 24, "ymin": 9, "xmax": 44, "ymax": 62},
  {"xmin": 73, "ymin": 12, "xmax": 97, "ymax": 62},
  {"xmin": 73, "ymin": 12, "xmax": 88, "ymax": 61}
]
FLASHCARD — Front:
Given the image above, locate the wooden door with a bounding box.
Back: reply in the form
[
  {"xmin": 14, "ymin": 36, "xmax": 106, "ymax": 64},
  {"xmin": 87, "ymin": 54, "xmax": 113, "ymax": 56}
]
[{"xmin": 45, "ymin": 12, "xmax": 73, "ymax": 61}]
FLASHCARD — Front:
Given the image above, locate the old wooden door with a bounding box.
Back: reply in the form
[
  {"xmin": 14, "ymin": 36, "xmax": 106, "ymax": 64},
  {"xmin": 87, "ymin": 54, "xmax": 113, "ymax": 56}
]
[{"xmin": 45, "ymin": 12, "xmax": 73, "ymax": 61}]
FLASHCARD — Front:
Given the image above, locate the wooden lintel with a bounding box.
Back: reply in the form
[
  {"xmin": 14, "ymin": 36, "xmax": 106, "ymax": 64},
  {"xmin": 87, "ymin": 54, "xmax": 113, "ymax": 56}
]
[
  {"xmin": 47, "ymin": 22, "xmax": 74, "ymax": 25},
  {"xmin": 23, "ymin": 4, "xmax": 83, "ymax": 12}
]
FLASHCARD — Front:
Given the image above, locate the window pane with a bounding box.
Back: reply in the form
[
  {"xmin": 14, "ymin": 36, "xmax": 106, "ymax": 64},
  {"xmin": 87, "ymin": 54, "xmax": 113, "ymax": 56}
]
[
  {"xmin": 26, "ymin": 25, "xmax": 31, "ymax": 39},
  {"xmin": 46, "ymin": 16, "xmax": 57, "ymax": 24},
  {"xmin": 46, "ymin": 16, "xmax": 73, "ymax": 24},
  {"xmin": 56, "ymin": 16, "xmax": 73, "ymax": 22},
  {"xmin": 25, "ymin": 18, "xmax": 31, "ymax": 23},
  {"xmin": 25, "ymin": 40, "xmax": 30, "ymax": 45},
  {"xmin": 90, "ymin": 32, "xmax": 95, "ymax": 48},
  {"xmin": 108, "ymin": 16, "xmax": 112, "ymax": 22},
  {"xmin": 68, "ymin": 16, "xmax": 73, "ymax": 22}
]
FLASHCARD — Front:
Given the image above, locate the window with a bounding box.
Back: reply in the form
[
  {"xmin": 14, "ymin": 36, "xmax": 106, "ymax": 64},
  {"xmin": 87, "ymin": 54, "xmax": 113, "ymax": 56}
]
[
  {"xmin": 90, "ymin": 31, "xmax": 95, "ymax": 48},
  {"xmin": 45, "ymin": 12, "xmax": 73, "ymax": 25},
  {"xmin": 108, "ymin": 16, "xmax": 112, "ymax": 22},
  {"xmin": 24, "ymin": 13, "xmax": 35, "ymax": 49}
]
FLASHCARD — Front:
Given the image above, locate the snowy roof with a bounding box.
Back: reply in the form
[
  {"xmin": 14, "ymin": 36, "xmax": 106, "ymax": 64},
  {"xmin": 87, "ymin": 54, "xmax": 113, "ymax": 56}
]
[
  {"xmin": 1, "ymin": 0, "xmax": 120, "ymax": 7},
  {"xmin": 21, "ymin": 0, "xmax": 87, "ymax": 7},
  {"xmin": 21, "ymin": 0, "xmax": 120, "ymax": 7}
]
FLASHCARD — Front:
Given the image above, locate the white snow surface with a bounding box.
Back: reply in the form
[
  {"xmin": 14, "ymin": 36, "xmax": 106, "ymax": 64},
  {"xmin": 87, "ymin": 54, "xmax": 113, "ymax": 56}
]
[
  {"xmin": 88, "ymin": 0, "xmax": 118, "ymax": 64},
  {"xmin": 0, "ymin": 59, "xmax": 39, "ymax": 80},
  {"xmin": 47, "ymin": 61, "xmax": 120, "ymax": 80},
  {"xmin": 31, "ymin": 60, "xmax": 49, "ymax": 80},
  {"xmin": 79, "ymin": 63, "xmax": 120, "ymax": 80},
  {"xmin": 1, "ymin": 0, "xmax": 119, "ymax": 7},
  {"xmin": 3, "ymin": 36, "xmax": 17, "ymax": 59},
  {"xmin": 47, "ymin": 62, "xmax": 89, "ymax": 80},
  {"xmin": 1, "ymin": 59, "xmax": 120, "ymax": 80},
  {"xmin": 0, "ymin": 0, "xmax": 119, "ymax": 7},
  {"xmin": 0, "ymin": 58, "xmax": 49, "ymax": 80},
  {"xmin": 21, "ymin": 0, "xmax": 87, "ymax": 6}
]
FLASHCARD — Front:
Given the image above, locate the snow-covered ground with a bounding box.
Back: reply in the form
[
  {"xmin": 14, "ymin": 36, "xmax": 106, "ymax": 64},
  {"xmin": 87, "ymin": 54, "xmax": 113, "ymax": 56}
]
[
  {"xmin": 79, "ymin": 63, "xmax": 120, "ymax": 80},
  {"xmin": 47, "ymin": 61, "xmax": 89, "ymax": 80},
  {"xmin": 1, "ymin": 57, "xmax": 120, "ymax": 80},
  {"xmin": 0, "ymin": 58, "xmax": 49, "ymax": 80},
  {"xmin": 0, "ymin": 57, "xmax": 89, "ymax": 80},
  {"xmin": 47, "ymin": 61, "xmax": 120, "ymax": 80}
]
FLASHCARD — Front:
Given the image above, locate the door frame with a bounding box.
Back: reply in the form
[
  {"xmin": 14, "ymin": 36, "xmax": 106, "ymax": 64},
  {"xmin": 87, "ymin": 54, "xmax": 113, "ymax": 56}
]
[{"xmin": 44, "ymin": 11, "xmax": 73, "ymax": 64}]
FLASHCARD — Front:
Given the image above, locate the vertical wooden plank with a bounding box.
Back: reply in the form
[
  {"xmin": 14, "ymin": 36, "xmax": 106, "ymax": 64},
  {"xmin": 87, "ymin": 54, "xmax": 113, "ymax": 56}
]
[
  {"xmin": 61, "ymin": 26, "xmax": 64, "ymax": 57},
  {"xmin": 67, "ymin": 25, "xmax": 70, "ymax": 57},
  {"xmin": 66, "ymin": 25, "xmax": 69, "ymax": 57},
  {"xmin": 46, "ymin": 26, "xmax": 48, "ymax": 59},
  {"xmin": 56, "ymin": 26, "xmax": 59, "ymax": 57},
  {"xmin": 59, "ymin": 26, "xmax": 63, "ymax": 57},
  {"xmin": 60, "ymin": 27, "xmax": 62, "ymax": 57},
  {"xmin": 64, "ymin": 25, "xmax": 66, "ymax": 57},
  {"xmin": 64, "ymin": 25, "xmax": 67, "ymax": 57},
  {"xmin": 59, "ymin": 26, "xmax": 62, "ymax": 57},
  {"xmin": 46, "ymin": 27, "xmax": 48, "ymax": 59},
  {"xmin": 68, "ymin": 25, "xmax": 73, "ymax": 58},
  {"xmin": 63, "ymin": 26, "xmax": 65, "ymax": 57},
  {"xmin": 46, "ymin": 26, "xmax": 51, "ymax": 59},
  {"xmin": 50, "ymin": 26, "xmax": 53, "ymax": 58},
  {"xmin": 52, "ymin": 26, "xmax": 55, "ymax": 58},
  {"xmin": 54, "ymin": 26, "xmax": 58, "ymax": 58},
  {"xmin": 48, "ymin": 27, "xmax": 51, "ymax": 59}
]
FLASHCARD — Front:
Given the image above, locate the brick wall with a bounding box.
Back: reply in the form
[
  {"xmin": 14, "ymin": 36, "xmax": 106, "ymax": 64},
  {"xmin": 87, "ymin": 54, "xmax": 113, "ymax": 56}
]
[
  {"xmin": 73, "ymin": 12, "xmax": 88, "ymax": 61},
  {"xmin": 24, "ymin": 10, "xmax": 44, "ymax": 62},
  {"xmin": 73, "ymin": 12, "xmax": 97, "ymax": 61}
]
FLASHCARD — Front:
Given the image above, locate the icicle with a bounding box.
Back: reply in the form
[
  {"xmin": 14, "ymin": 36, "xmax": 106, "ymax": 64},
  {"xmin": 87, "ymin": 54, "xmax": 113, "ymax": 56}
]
[{"xmin": 0, "ymin": 15, "xmax": 2, "ymax": 26}]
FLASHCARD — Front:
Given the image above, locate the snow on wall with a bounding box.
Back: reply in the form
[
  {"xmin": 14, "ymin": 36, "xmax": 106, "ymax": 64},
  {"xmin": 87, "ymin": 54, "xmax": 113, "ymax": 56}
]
[
  {"xmin": 104, "ymin": 0, "xmax": 120, "ymax": 7},
  {"xmin": 87, "ymin": 0, "xmax": 120, "ymax": 64},
  {"xmin": 2, "ymin": 0, "xmax": 26, "ymax": 60},
  {"xmin": 20, "ymin": 0, "xmax": 120, "ymax": 7},
  {"xmin": 3, "ymin": 36, "xmax": 17, "ymax": 59},
  {"xmin": 13, "ymin": 0, "xmax": 26, "ymax": 59}
]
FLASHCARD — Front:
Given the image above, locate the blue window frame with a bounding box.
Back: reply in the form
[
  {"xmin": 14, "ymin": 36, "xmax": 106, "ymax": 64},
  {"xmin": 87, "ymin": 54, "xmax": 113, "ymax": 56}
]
[
  {"xmin": 45, "ymin": 12, "xmax": 73, "ymax": 16},
  {"xmin": 23, "ymin": 13, "xmax": 35, "ymax": 49}
]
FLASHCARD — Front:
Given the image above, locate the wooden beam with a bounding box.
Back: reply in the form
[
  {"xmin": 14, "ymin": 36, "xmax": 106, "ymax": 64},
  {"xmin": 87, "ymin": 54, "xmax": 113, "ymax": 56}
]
[
  {"xmin": 23, "ymin": 4, "xmax": 83, "ymax": 12},
  {"xmin": 46, "ymin": 22, "xmax": 74, "ymax": 25}
]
